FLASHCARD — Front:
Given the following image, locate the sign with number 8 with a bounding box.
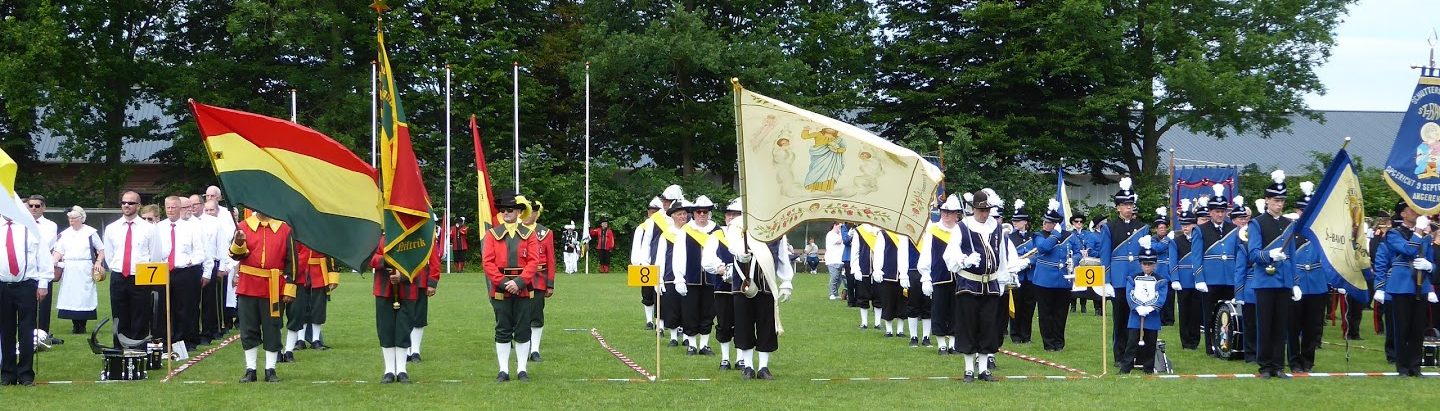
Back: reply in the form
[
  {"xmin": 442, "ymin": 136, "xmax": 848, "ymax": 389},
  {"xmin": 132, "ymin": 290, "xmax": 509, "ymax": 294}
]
[{"xmin": 627, "ymin": 265, "xmax": 660, "ymax": 287}]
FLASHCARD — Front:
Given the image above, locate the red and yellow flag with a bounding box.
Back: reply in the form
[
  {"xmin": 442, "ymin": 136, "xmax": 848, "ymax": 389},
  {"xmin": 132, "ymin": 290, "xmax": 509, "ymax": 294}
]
[
  {"xmin": 377, "ymin": 20, "xmax": 435, "ymax": 280},
  {"xmin": 471, "ymin": 116, "xmax": 499, "ymax": 229},
  {"xmin": 191, "ymin": 101, "xmax": 382, "ymax": 269}
]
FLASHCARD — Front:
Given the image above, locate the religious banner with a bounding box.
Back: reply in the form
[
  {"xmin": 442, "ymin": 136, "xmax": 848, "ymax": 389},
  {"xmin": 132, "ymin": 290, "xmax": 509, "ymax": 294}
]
[{"xmin": 1382, "ymin": 68, "xmax": 1440, "ymax": 213}]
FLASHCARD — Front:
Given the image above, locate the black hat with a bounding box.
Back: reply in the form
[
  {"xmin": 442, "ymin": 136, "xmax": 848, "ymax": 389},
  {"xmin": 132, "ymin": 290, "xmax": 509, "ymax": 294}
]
[
  {"xmin": 1138, "ymin": 246, "xmax": 1158, "ymax": 264},
  {"xmin": 1264, "ymin": 170, "xmax": 1288, "ymax": 199},
  {"xmin": 1043, "ymin": 198, "xmax": 1063, "ymax": 223},
  {"xmin": 1296, "ymin": 181, "xmax": 1314, "ymax": 209},
  {"xmin": 1010, "ymin": 199, "xmax": 1029, "ymax": 221},
  {"xmin": 1229, "ymin": 196, "xmax": 1250, "ymax": 219},
  {"xmin": 1393, "ymin": 200, "xmax": 1408, "ymax": 220},
  {"xmin": 1177, "ymin": 199, "xmax": 1197, "ymax": 225},
  {"xmin": 668, "ymin": 200, "xmax": 692, "ymax": 216},
  {"xmin": 494, "ymin": 191, "xmax": 518, "ymax": 209},
  {"xmin": 1113, "ymin": 177, "xmax": 1137, "ymax": 205},
  {"xmin": 972, "ymin": 189, "xmax": 1000, "ymax": 210},
  {"xmin": 1207, "ymin": 184, "xmax": 1230, "ymax": 211}
]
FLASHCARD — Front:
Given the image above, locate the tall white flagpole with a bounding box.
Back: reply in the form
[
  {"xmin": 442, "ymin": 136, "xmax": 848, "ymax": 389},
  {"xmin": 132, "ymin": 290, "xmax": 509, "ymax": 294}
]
[
  {"xmin": 371, "ymin": 61, "xmax": 378, "ymax": 167},
  {"xmin": 290, "ymin": 89, "xmax": 297, "ymax": 122},
  {"xmin": 584, "ymin": 61, "xmax": 592, "ymax": 275},
  {"xmin": 512, "ymin": 61, "xmax": 520, "ymax": 193},
  {"xmin": 444, "ymin": 64, "xmax": 453, "ymax": 275}
]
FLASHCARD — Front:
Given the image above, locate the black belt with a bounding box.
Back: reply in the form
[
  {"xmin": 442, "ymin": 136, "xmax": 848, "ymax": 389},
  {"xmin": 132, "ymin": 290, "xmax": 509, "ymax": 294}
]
[{"xmin": 0, "ymin": 279, "xmax": 36, "ymax": 287}]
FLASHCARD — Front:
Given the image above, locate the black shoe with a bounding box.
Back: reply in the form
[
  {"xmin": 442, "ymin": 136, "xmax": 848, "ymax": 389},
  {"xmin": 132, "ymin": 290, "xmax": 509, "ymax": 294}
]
[
  {"xmin": 1273, "ymin": 371, "xmax": 1291, "ymax": 379},
  {"xmin": 529, "ymin": 351, "xmax": 542, "ymax": 362},
  {"xmin": 698, "ymin": 347, "xmax": 714, "ymax": 356},
  {"xmin": 407, "ymin": 353, "xmax": 420, "ymax": 363},
  {"xmin": 496, "ymin": 371, "xmax": 510, "ymax": 382},
  {"xmin": 859, "ymin": 324, "xmax": 868, "ymax": 330},
  {"xmin": 756, "ymin": 367, "xmax": 774, "ymax": 380},
  {"xmin": 736, "ymin": 360, "xmax": 746, "ymax": 371},
  {"xmin": 1259, "ymin": 372, "xmax": 1272, "ymax": 379},
  {"xmin": 988, "ymin": 356, "xmax": 998, "ymax": 370},
  {"xmin": 380, "ymin": 373, "xmax": 396, "ymax": 384},
  {"xmin": 686, "ymin": 346, "xmax": 698, "ymax": 356},
  {"xmin": 922, "ymin": 337, "xmax": 931, "ymax": 347},
  {"xmin": 910, "ymin": 337, "xmax": 919, "ymax": 347},
  {"xmin": 311, "ymin": 340, "xmax": 330, "ymax": 350},
  {"xmin": 741, "ymin": 367, "xmax": 756, "ymax": 380},
  {"xmin": 279, "ymin": 351, "xmax": 295, "ymax": 363},
  {"xmin": 898, "ymin": 331, "xmax": 906, "ymax": 338},
  {"xmin": 239, "ymin": 369, "xmax": 257, "ymax": 383},
  {"xmin": 17, "ymin": 379, "xmax": 34, "ymax": 386},
  {"xmin": 264, "ymin": 368, "xmax": 280, "ymax": 382},
  {"xmin": 397, "ymin": 372, "xmax": 412, "ymax": 383},
  {"xmin": 719, "ymin": 360, "xmax": 731, "ymax": 370},
  {"xmin": 938, "ymin": 347, "xmax": 948, "ymax": 356},
  {"xmin": 516, "ymin": 371, "xmax": 529, "ymax": 382},
  {"xmin": 645, "ymin": 322, "xmax": 655, "ymax": 330},
  {"xmin": 295, "ymin": 340, "xmax": 308, "ymax": 350},
  {"xmin": 963, "ymin": 371, "xmax": 975, "ymax": 383},
  {"xmin": 978, "ymin": 371, "xmax": 998, "ymax": 382},
  {"xmin": 884, "ymin": 332, "xmax": 894, "ymax": 338},
  {"xmin": 198, "ymin": 337, "xmax": 212, "ymax": 346},
  {"xmin": 947, "ymin": 347, "xmax": 958, "ymax": 354},
  {"xmin": 668, "ymin": 339, "xmax": 679, "ymax": 347}
]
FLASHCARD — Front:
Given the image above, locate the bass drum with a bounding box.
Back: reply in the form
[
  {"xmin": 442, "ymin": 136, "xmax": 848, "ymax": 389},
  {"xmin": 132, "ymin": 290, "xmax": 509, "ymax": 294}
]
[{"xmin": 1209, "ymin": 301, "xmax": 1245, "ymax": 360}]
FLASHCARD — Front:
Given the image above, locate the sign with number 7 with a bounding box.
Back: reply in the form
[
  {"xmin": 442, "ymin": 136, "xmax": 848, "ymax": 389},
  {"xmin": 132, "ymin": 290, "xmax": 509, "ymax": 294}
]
[{"xmin": 135, "ymin": 263, "xmax": 171, "ymax": 286}]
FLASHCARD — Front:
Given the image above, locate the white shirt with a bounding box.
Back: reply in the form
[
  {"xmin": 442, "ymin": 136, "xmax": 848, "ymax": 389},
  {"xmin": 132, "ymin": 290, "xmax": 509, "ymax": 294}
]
[
  {"xmin": 35, "ymin": 216, "xmax": 58, "ymax": 271},
  {"xmin": 824, "ymin": 229, "xmax": 844, "ymax": 266},
  {"xmin": 156, "ymin": 217, "xmax": 206, "ymax": 270},
  {"xmin": 654, "ymin": 219, "xmax": 689, "ymax": 286},
  {"xmin": 870, "ymin": 230, "xmax": 912, "ymax": 282},
  {"xmin": 701, "ymin": 224, "xmax": 737, "ymax": 276},
  {"xmin": 54, "ymin": 225, "xmax": 102, "ymax": 261},
  {"xmin": 0, "ymin": 220, "xmax": 52, "ymax": 288},
  {"xmin": 630, "ymin": 219, "xmax": 655, "ymax": 266},
  {"xmin": 916, "ymin": 221, "xmax": 959, "ymax": 285},
  {"xmin": 203, "ymin": 213, "xmax": 237, "ymax": 276},
  {"xmin": 104, "ymin": 215, "xmax": 159, "ymax": 275}
]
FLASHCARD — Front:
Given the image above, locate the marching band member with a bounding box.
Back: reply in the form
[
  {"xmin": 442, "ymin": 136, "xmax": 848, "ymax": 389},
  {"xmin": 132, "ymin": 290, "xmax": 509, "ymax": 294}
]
[
  {"xmin": 1288, "ymin": 181, "xmax": 1326, "ymax": 373},
  {"xmin": 283, "ymin": 242, "xmax": 338, "ymax": 362},
  {"xmin": 944, "ymin": 188, "xmax": 1025, "ymax": 382},
  {"xmin": 677, "ymin": 196, "xmax": 721, "ymax": 355},
  {"xmin": 1232, "ymin": 198, "xmax": 1258, "ymax": 364},
  {"xmin": 1196, "ymin": 185, "xmax": 1240, "ymax": 357},
  {"xmin": 408, "ymin": 235, "xmax": 442, "ymax": 363},
  {"xmin": 631, "ymin": 197, "xmax": 663, "ymax": 330},
  {"xmin": 655, "ymin": 199, "xmax": 691, "ymax": 348},
  {"xmin": 702, "ymin": 198, "xmax": 743, "ymax": 370},
  {"xmin": 1032, "ymin": 199, "xmax": 1079, "ymax": 352},
  {"xmin": 1008, "ymin": 200, "xmax": 1037, "ymax": 344},
  {"xmin": 229, "ymin": 211, "xmax": 291, "ymax": 383},
  {"xmin": 518, "ymin": 198, "xmax": 555, "ymax": 362},
  {"xmin": 1171, "ymin": 199, "xmax": 1204, "ymax": 350},
  {"xmin": 1375, "ymin": 201, "xmax": 1436, "ymax": 377},
  {"xmin": 1247, "ymin": 171, "xmax": 1296, "ymax": 378},
  {"xmin": 850, "ymin": 223, "xmax": 881, "ymax": 330},
  {"xmin": 484, "ymin": 192, "xmax": 541, "ymax": 382},
  {"xmin": 370, "ymin": 237, "xmax": 421, "ymax": 383},
  {"xmin": 1097, "ymin": 178, "xmax": 1149, "ymax": 363},
  {"xmin": 1152, "ymin": 207, "xmax": 1174, "ymax": 326},
  {"xmin": 1120, "ymin": 237, "xmax": 1168, "ymax": 374},
  {"xmin": 919, "ymin": 195, "xmax": 962, "ymax": 355},
  {"xmin": 871, "ymin": 227, "xmax": 910, "ymax": 338}
]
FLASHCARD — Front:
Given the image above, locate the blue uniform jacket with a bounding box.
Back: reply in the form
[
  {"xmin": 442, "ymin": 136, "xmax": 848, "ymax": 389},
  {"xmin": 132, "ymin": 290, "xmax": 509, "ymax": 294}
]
[
  {"xmin": 1032, "ymin": 229, "xmax": 1079, "ymax": 290},
  {"xmin": 1171, "ymin": 229, "xmax": 1199, "ymax": 289},
  {"xmin": 1379, "ymin": 228, "xmax": 1434, "ymax": 298},
  {"xmin": 1245, "ymin": 220, "xmax": 1293, "ymax": 290},
  {"xmin": 1291, "ymin": 240, "xmax": 1330, "ymax": 295},
  {"xmin": 1126, "ymin": 272, "xmax": 1169, "ymax": 330},
  {"xmin": 1099, "ymin": 221, "xmax": 1150, "ymax": 289},
  {"xmin": 1013, "ymin": 231, "xmax": 1036, "ymax": 283},
  {"xmin": 1197, "ymin": 223, "xmax": 1240, "ymax": 287}
]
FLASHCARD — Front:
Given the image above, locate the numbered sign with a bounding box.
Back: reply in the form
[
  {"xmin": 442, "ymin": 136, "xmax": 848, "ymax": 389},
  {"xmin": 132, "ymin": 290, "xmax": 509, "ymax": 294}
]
[
  {"xmin": 1073, "ymin": 265, "xmax": 1105, "ymax": 288},
  {"xmin": 627, "ymin": 265, "xmax": 660, "ymax": 287},
  {"xmin": 135, "ymin": 263, "xmax": 171, "ymax": 286}
]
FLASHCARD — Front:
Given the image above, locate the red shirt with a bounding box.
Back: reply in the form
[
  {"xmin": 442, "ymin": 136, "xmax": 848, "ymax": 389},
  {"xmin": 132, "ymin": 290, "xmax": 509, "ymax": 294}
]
[
  {"xmin": 530, "ymin": 224, "xmax": 556, "ymax": 291},
  {"xmin": 293, "ymin": 242, "xmax": 330, "ymax": 289},
  {"xmin": 232, "ymin": 217, "xmax": 290, "ymax": 299},
  {"xmin": 453, "ymin": 224, "xmax": 470, "ymax": 250},
  {"xmin": 483, "ymin": 223, "xmax": 540, "ymax": 298},
  {"xmin": 590, "ymin": 227, "xmax": 616, "ymax": 250},
  {"xmin": 369, "ymin": 242, "xmax": 422, "ymax": 300}
]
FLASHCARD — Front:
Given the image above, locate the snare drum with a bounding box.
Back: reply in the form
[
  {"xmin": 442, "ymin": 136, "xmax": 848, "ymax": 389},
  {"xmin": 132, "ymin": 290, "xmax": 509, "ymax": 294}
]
[
  {"xmin": 1423, "ymin": 328, "xmax": 1439, "ymax": 367},
  {"xmin": 146, "ymin": 341, "xmax": 165, "ymax": 370},
  {"xmin": 1209, "ymin": 301, "xmax": 1245, "ymax": 360},
  {"xmin": 101, "ymin": 349, "xmax": 148, "ymax": 381}
]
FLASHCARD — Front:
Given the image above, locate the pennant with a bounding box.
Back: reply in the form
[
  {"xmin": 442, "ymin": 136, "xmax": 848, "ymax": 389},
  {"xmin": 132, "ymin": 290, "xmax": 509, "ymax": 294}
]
[
  {"xmin": 1294, "ymin": 148, "xmax": 1371, "ymax": 300},
  {"xmin": 377, "ymin": 21, "xmax": 435, "ymax": 280},
  {"xmin": 0, "ymin": 147, "xmax": 40, "ymax": 235},
  {"xmin": 471, "ymin": 116, "xmax": 499, "ymax": 229}
]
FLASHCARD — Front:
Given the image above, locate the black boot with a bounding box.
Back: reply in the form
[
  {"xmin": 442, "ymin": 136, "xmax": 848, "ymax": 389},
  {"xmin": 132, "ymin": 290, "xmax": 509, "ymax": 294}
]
[
  {"xmin": 239, "ymin": 369, "xmax": 257, "ymax": 383},
  {"xmin": 380, "ymin": 373, "xmax": 396, "ymax": 384},
  {"xmin": 263, "ymin": 368, "xmax": 280, "ymax": 382}
]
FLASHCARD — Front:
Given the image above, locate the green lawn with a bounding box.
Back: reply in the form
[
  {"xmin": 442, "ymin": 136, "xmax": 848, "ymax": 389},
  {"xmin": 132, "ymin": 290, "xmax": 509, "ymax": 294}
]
[{"xmin": 6, "ymin": 264, "xmax": 1437, "ymax": 409}]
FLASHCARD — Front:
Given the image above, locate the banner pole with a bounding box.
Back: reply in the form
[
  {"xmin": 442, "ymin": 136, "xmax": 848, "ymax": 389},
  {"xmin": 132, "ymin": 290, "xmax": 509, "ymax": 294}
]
[
  {"xmin": 585, "ymin": 61, "xmax": 592, "ymax": 275},
  {"xmin": 512, "ymin": 61, "xmax": 520, "ymax": 193},
  {"xmin": 371, "ymin": 61, "xmax": 378, "ymax": 167},
  {"xmin": 445, "ymin": 64, "xmax": 452, "ymax": 275}
]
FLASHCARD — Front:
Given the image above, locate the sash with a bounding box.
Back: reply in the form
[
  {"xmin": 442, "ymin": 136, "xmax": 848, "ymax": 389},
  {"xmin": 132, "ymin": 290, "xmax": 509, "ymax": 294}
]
[
  {"xmin": 239, "ymin": 265, "xmax": 283, "ymax": 318},
  {"xmin": 684, "ymin": 224, "xmax": 713, "ymax": 246},
  {"xmin": 1204, "ymin": 228, "xmax": 1238, "ymax": 256},
  {"xmin": 857, "ymin": 226, "xmax": 879, "ymax": 249}
]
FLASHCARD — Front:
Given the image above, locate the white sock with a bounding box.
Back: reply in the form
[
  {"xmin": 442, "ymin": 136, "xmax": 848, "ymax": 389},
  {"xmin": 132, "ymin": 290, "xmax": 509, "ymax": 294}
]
[
  {"xmin": 859, "ymin": 309, "xmax": 869, "ymax": 326},
  {"xmin": 516, "ymin": 341, "xmax": 531, "ymax": 373},
  {"xmin": 885, "ymin": 320, "xmax": 894, "ymax": 333},
  {"xmin": 908, "ymin": 318, "xmax": 918, "ymax": 337},
  {"xmin": 244, "ymin": 348, "xmax": 258, "ymax": 370},
  {"xmin": 395, "ymin": 347, "xmax": 408, "ymax": 374},
  {"xmin": 744, "ymin": 349, "xmax": 755, "ymax": 369},
  {"xmin": 311, "ymin": 324, "xmax": 323, "ymax": 342},
  {"xmin": 644, "ymin": 305, "xmax": 655, "ymax": 323},
  {"xmin": 758, "ymin": 351, "xmax": 770, "ymax": 369},
  {"xmin": 670, "ymin": 328, "xmax": 678, "ymax": 341},
  {"xmin": 721, "ymin": 342, "xmax": 732, "ymax": 361},
  {"xmin": 873, "ymin": 308, "xmax": 883, "ymax": 324},
  {"xmin": 947, "ymin": 336, "xmax": 955, "ymax": 349},
  {"xmin": 964, "ymin": 354, "xmax": 976, "ymax": 373},
  {"xmin": 699, "ymin": 334, "xmax": 710, "ymax": 349},
  {"xmin": 496, "ymin": 342, "xmax": 511, "ymax": 374},
  {"xmin": 531, "ymin": 327, "xmax": 543, "ymax": 354},
  {"xmin": 382, "ymin": 347, "xmax": 396, "ymax": 374},
  {"xmin": 922, "ymin": 319, "xmax": 932, "ymax": 338},
  {"xmin": 978, "ymin": 354, "xmax": 991, "ymax": 373},
  {"xmin": 284, "ymin": 330, "xmax": 298, "ymax": 352},
  {"xmin": 264, "ymin": 351, "xmax": 278, "ymax": 370},
  {"xmin": 410, "ymin": 327, "xmax": 424, "ymax": 355}
]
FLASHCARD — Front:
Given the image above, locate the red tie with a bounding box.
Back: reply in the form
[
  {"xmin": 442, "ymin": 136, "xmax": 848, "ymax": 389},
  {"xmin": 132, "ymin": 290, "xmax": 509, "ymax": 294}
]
[
  {"xmin": 122, "ymin": 222, "xmax": 133, "ymax": 277},
  {"xmin": 5, "ymin": 222, "xmax": 17, "ymax": 276},
  {"xmin": 168, "ymin": 223, "xmax": 177, "ymax": 269}
]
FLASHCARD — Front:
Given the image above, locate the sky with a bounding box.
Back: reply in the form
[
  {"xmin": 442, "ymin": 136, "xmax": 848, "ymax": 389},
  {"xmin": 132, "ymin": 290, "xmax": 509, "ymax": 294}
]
[{"xmin": 1304, "ymin": 0, "xmax": 1440, "ymax": 111}]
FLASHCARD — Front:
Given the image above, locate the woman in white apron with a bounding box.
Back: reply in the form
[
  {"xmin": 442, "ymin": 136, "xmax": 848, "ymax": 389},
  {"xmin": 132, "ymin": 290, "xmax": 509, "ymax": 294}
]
[{"xmin": 52, "ymin": 206, "xmax": 105, "ymax": 334}]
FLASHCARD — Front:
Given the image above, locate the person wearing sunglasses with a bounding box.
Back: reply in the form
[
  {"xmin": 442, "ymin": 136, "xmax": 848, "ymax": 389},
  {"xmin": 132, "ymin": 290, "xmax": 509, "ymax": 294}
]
[
  {"xmin": 23, "ymin": 196, "xmax": 59, "ymax": 342},
  {"xmin": 101, "ymin": 191, "xmax": 160, "ymax": 347}
]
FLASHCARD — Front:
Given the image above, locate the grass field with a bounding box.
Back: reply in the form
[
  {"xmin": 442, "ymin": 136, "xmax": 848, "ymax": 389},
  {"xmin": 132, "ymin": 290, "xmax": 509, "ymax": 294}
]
[{"xmin": 6, "ymin": 262, "xmax": 1438, "ymax": 409}]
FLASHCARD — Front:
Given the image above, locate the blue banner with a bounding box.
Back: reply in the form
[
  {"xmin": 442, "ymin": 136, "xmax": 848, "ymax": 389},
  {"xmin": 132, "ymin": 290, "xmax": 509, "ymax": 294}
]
[
  {"xmin": 1172, "ymin": 165, "xmax": 1239, "ymax": 225},
  {"xmin": 1382, "ymin": 69, "xmax": 1440, "ymax": 213}
]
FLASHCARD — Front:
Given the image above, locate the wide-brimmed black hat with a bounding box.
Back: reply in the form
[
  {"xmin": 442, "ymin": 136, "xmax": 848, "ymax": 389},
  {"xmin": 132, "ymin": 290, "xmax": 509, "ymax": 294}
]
[{"xmin": 494, "ymin": 191, "xmax": 518, "ymax": 209}]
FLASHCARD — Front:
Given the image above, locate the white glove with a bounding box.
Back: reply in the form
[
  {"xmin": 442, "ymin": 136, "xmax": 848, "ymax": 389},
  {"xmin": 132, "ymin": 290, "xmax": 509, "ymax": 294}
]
[
  {"xmin": 1418, "ymin": 215, "xmax": 1431, "ymax": 230},
  {"xmin": 1291, "ymin": 286, "xmax": 1302, "ymax": 301},
  {"xmin": 675, "ymin": 282, "xmax": 688, "ymax": 296},
  {"xmin": 1196, "ymin": 282, "xmax": 1209, "ymax": 293},
  {"xmin": 1268, "ymin": 249, "xmax": 1287, "ymax": 262},
  {"xmin": 1336, "ymin": 287, "xmax": 1346, "ymax": 295},
  {"xmin": 1414, "ymin": 258, "xmax": 1434, "ymax": 271},
  {"xmin": 1429, "ymin": 292, "xmax": 1438, "ymax": 304},
  {"xmin": 1015, "ymin": 258, "xmax": 1032, "ymax": 269},
  {"xmin": 1104, "ymin": 284, "xmax": 1115, "ymax": 298},
  {"xmin": 1137, "ymin": 306, "xmax": 1154, "ymax": 317},
  {"xmin": 778, "ymin": 285, "xmax": 793, "ymax": 303},
  {"xmin": 721, "ymin": 265, "xmax": 733, "ymax": 283},
  {"xmin": 1063, "ymin": 274, "xmax": 1076, "ymax": 281},
  {"xmin": 1171, "ymin": 281, "xmax": 1182, "ymax": 291},
  {"xmin": 853, "ymin": 269, "xmax": 862, "ymax": 281},
  {"xmin": 736, "ymin": 253, "xmax": 753, "ymax": 264},
  {"xmin": 922, "ymin": 282, "xmax": 934, "ymax": 297},
  {"xmin": 964, "ymin": 253, "xmax": 981, "ymax": 268},
  {"xmin": 1374, "ymin": 290, "xmax": 1385, "ymax": 302},
  {"xmin": 658, "ymin": 284, "xmax": 665, "ymax": 295},
  {"xmin": 872, "ymin": 273, "xmax": 883, "ymax": 283}
]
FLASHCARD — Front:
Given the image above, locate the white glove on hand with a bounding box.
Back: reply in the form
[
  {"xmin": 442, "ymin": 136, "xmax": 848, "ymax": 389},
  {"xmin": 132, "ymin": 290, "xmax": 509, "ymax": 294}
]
[
  {"xmin": 964, "ymin": 253, "xmax": 982, "ymax": 268},
  {"xmin": 1137, "ymin": 306, "xmax": 1154, "ymax": 317},
  {"xmin": 675, "ymin": 282, "xmax": 689, "ymax": 296},
  {"xmin": 1171, "ymin": 281, "xmax": 1182, "ymax": 291},
  {"xmin": 1292, "ymin": 285, "xmax": 1302, "ymax": 301},
  {"xmin": 1016, "ymin": 258, "xmax": 1032, "ymax": 269},
  {"xmin": 721, "ymin": 266, "xmax": 733, "ymax": 283},
  {"xmin": 1418, "ymin": 215, "xmax": 1432, "ymax": 231},
  {"xmin": 922, "ymin": 282, "xmax": 934, "ymax": 297},
  {"xmin": 1063, "ymin": 274, "xmax": 1076, "ymax": 281},
  {"xmin": 736, "ymin": 253, "xmax": 753, "ymax": 264},
  {"xmin": 853, "ymin": 270, "xmax": 862, "ymax": 281},
  {"xmin": 1374, "ymin": 290, "xmax": 1386, "ymax": 302},
  {"xmin": 658, "ymin": 284, "xmax": 666, "ymax": 295},
  {"xmin": 1196, "ymin": 282, "xmax": 1209, "ymax": 293},
  {"xmin": 1104, "ymin": 284, "xmax": 1116, "ymax": 298},
  {"xmin": 778, "ymin": 286, "xmax": 793, "ymax": 303},
  {"xmin": 1429, "ymin": 292, "xmax": 1438, "ymax": 304},
  {"xmin": 1269, "ymin": 249, "xmax": 1287, "ymax": 262},
  {"xmin": 1336, "ymin": 287, "xmax": 1346, "ymax": 295},
  {"xmin": 1414, "ymin": 258, "xmax": 1434, "ymax": 271}
]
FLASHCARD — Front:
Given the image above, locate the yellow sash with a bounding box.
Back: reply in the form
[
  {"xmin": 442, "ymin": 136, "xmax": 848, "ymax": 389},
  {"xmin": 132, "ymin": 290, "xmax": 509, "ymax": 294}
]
[
  {"xmin": 239, "ymin": 265, "xmax": 284, "ymax": 318},
  {"xmin": 857, "ymin": 227, "xmax": 878, "ymax": 248},
  {"xmin": 684, "ymin": 224, "xmax": 713, "ymax": 246}
]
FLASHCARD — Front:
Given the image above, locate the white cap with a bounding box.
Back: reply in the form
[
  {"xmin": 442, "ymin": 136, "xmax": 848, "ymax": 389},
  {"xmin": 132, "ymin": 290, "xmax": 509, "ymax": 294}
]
[
  {"xmin": 648, "ymin": 197, "xmax": 663, "ymax": 209},
  {"xmin": 661, "ymin": 184, "xmax": 685, "ymax": 201},
  {"xmin": 726, "ymin": 197, "xmax": 743, "ymax": 213},
  {"xmin": 564, "ymin": 221, "xmax": 575, "ymax": 229},
  {"xmin": 691, "ymin": 195, "xmax": 715, "ymax": 210},
  {"xmin": 939, "ymin": 194, "xmax": 963, "ymax": 211}
]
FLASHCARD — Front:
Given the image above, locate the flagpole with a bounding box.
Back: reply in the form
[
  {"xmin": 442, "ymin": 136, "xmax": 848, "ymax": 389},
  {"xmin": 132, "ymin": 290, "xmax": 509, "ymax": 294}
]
[
  {"xmin": 290, "ymin": 89, "xmax": 297, "ymax": 122},
  {"xmin": 937, "ymin": 141, "xmax": 945, "ymax": 197},
  {"xmin": 584, "ymin": 61, "xmax": 592, "ymax": 275},
  {"xmin": 445, "ymin": 64, "xmax": 452, "ymax": 276},
  {"xmin": 371, "ymin": 60, "xmax": 378, "ymax": 167},
  {"xmin": 512, "ymin": 61, "xmax": 520, "ymax": 193},
  {"xmin": 1168, "ymin": 148, "xmax": 1176, "ymax": 227}
]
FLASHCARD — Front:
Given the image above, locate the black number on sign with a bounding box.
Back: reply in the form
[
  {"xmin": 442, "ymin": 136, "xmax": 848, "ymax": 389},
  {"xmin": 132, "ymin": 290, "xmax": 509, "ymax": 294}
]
[
  {"xmin": 1083, "ymin": 269, "xmax": 1095, "ymax": 284},
  {"xmin": 147, "ymin": 267, "xmax": 158, "ymax": 283},
  {"xmin": 639, "ymin": 267, "xmax": 651, "ymax": 284}
]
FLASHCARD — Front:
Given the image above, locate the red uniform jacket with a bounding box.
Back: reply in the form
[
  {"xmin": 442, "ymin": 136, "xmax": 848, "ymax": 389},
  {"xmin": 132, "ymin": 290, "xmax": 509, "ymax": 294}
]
[
  {"xmin": 370, "ymin": 242, "xmax": 422, "ymax": 301},
  {"xmin": 590, "ymin": 227, "xmax": 616, "ymax": 250},
  {"xmin": 425, "ymin": 237, "xmax": 442, "ymax": 289},
  {"xmin": 453, "ymin": 224, "xmax": 470, "ymax": 250},
  {"xmin": 484, "ymin": 223, "xmax": 540, "ymax": 299},
  {"xmin": 230, "ymin": 216, "xmax": 291, "ymax": 300},
  {"xmin": 528, "ymin": 224, "xmax": 556, "ymax": 291},
  {"xmin": 293, "ymin": 242, "xmax": 334, "ymax": 290}
]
